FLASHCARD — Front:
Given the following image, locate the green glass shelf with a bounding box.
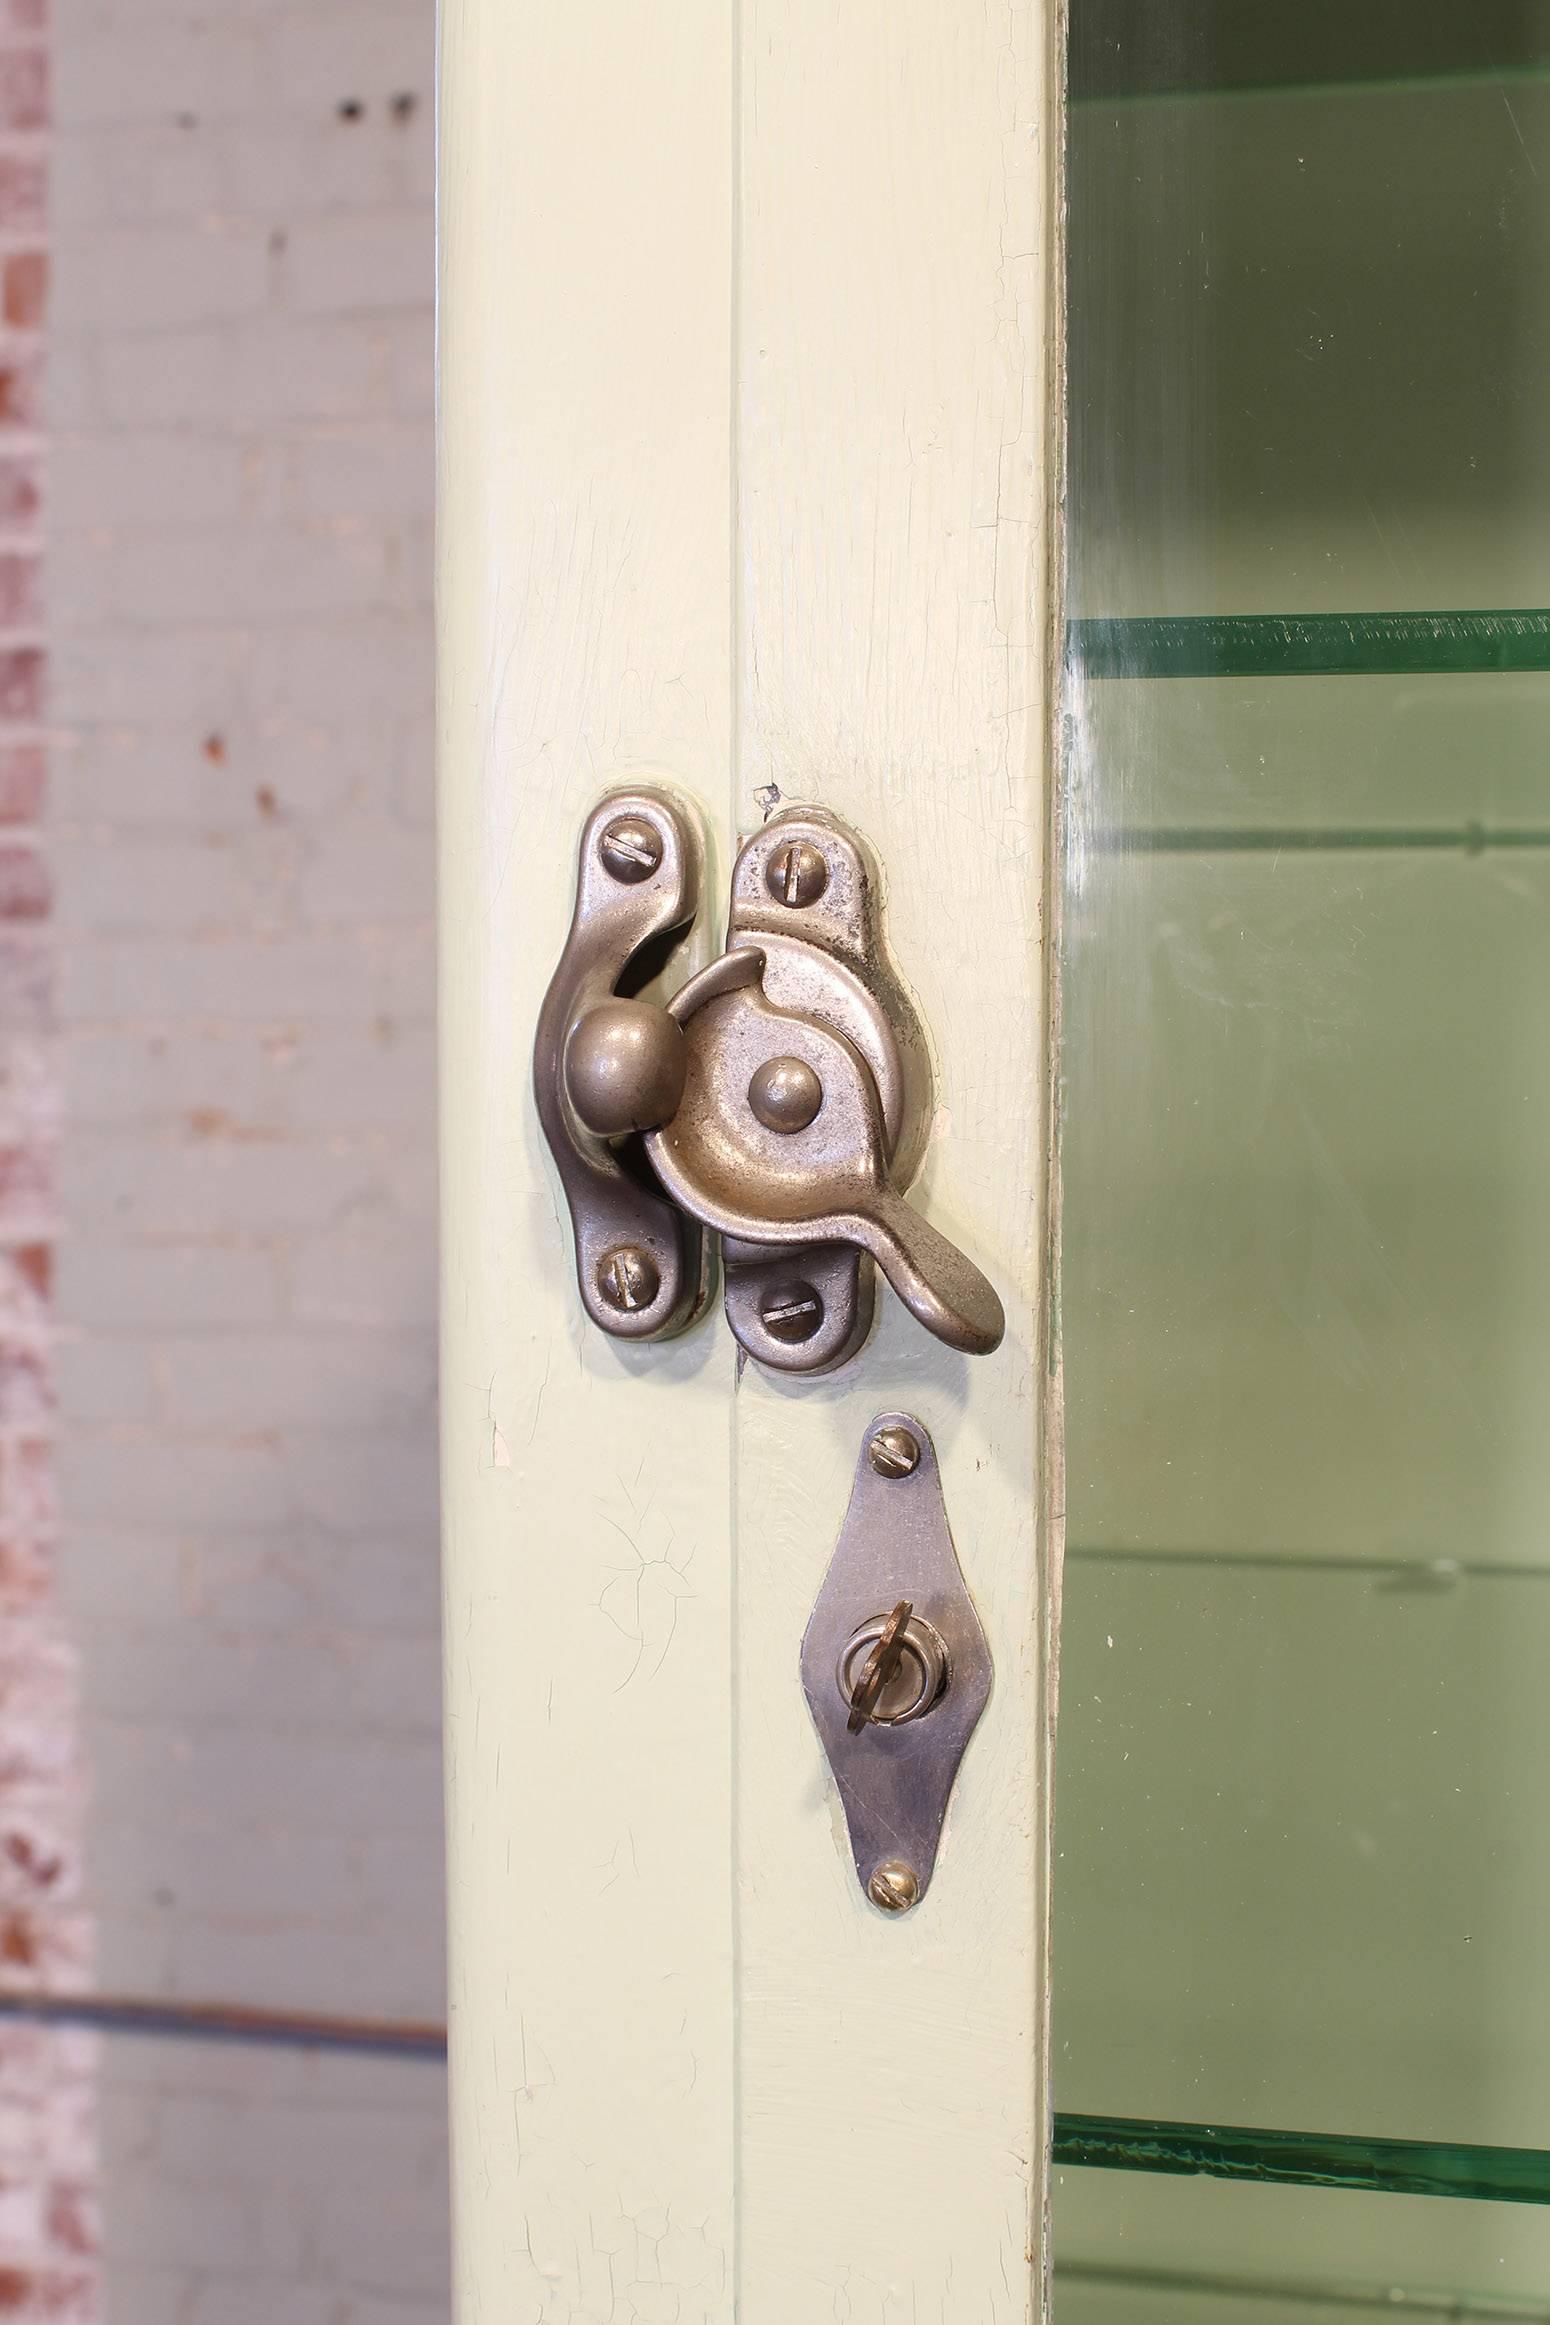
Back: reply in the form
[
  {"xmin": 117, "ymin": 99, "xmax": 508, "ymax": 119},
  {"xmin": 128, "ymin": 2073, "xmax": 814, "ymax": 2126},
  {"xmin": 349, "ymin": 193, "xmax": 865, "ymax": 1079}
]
[
  {"xmin": 1067, "ymin": 611, "xmax": 1550, "ymax": 682},
  {"xmin": 1053, "ymin": 2115, "xmax": 1550, "ymax": 2207},
  {"xmin": 1070, "ymin": 1, "xmax": 1550, "ymax": 103}
]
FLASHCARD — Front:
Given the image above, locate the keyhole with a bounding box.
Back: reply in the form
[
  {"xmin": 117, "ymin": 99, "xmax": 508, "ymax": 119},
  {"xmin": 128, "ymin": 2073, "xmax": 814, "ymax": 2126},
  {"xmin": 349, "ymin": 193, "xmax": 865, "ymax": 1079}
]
[{"xmin": 838, "ymin": 1602, "xmax": 950, "ymax": 1734}]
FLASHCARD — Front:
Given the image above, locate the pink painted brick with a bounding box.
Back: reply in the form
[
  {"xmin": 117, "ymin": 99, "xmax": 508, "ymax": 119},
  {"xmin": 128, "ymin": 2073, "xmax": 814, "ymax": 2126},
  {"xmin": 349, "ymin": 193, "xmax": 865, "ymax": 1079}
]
[
  {"xmin": 0, "ymin": 458, "xmax": 41, "ymax": 533},
  {"xmin": 0, "ymin": 554, "xmax": 41, "ymax": 629},
  {"xmin": 0, "ymin": 351, "xmax": 42, "ymax": 427},
  {"xmin": 0, "ymin": 47, "xmax": 46, "ymax": 132},
  {"xmin": 0, "ymin": 649, "xmax": 42, "ymax": 718},
  {"xmin": 0, "ymin": 745, "xmax": 43, "ymax": 821},
  {"xmin": 0, "ymin": 153, "xmax": 46, "ymax": 235},
  {"xmin": 0, "ymin": 844, "xmax": 46, "ymax": 918},
  {"xmin": 0, "ymin": 1144, "xmax": 51, "ymax": 1217},
  {"xmin": 0, "ymin": 1348, "xmax": 49, "ymax": 1430},
  {"xmin": 2, "ymin": 253, "xmax": 45, "ymax": 330}
]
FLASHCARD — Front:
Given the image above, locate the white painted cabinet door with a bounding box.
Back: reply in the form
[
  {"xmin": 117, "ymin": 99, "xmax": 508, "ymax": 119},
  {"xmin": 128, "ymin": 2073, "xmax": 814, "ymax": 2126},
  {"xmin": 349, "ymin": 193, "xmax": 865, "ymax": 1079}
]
[{"xmin": 437, "ymin": 3, "xmax": 1062, "ymax": 2317}]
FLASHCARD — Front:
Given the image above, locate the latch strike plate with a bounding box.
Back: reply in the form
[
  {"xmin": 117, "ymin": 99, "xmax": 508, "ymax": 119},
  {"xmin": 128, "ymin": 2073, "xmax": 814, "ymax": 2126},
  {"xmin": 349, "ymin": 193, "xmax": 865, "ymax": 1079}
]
[{"xmin": 800, "ymin": 1414, "xmax": 992, "ymax": 1911}]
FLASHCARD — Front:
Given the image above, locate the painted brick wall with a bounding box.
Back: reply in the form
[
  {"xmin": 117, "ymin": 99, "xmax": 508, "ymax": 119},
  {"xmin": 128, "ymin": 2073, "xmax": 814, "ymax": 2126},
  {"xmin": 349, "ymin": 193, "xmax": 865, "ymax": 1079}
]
[
  {"xmin": 0, "ymin": 0, "xmax": 101, "ymax": 2312},
  {"xmin": 48, "ymin": 0, "xmax": 446, "ymax": 2315}
]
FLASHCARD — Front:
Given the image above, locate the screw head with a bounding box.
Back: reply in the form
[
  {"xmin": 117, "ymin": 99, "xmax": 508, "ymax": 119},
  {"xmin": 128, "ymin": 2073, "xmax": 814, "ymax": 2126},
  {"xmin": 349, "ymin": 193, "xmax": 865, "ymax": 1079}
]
[
  {"xmin": 765, "ymin": 837, "xmax": 829, "ymax": 909},
  {"xmin": 758, "ymin": 1280, "xmax": 825, "ymax": 1346},
  {"xmin": 747, "ymin": 1054, "xmax": 824, "ymax": 1135},
  {"xmin": 866, "ymin": 1859, "xmax": 920, "ymax": 1914},
  {"xmin": 867, "ymin": 1424, "xmax": 921, "ymax": 1479},
  {"xmin": 597, "ymin": 1244, "xmax": 661, "ymax": 1313},
  {"xmin": 598, "ymin": 813, "xmax": 663, "ymax": 884}
]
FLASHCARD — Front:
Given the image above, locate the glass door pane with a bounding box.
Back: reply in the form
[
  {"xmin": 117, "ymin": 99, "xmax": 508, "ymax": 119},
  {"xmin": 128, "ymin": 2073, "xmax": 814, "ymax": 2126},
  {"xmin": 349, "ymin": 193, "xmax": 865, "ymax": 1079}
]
[{"xmin": 1056, "ymin": 0, "xmax": 1550, "ymax": 2302}]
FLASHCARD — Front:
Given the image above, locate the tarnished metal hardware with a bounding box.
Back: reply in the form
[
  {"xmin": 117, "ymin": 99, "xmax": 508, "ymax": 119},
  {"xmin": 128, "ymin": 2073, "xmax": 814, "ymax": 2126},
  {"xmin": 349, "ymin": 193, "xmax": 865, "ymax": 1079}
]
[
  {"xmin": 537, "ymin": 789, "xmax": 1005, "ymax": 1372},
  {"xmin": 801, "ymin": 1413, "xmax": 992, "ymax": 1911},
  {"xmin": 533, "ymin": 787, "xmax": 712, "ymax": 1342}
]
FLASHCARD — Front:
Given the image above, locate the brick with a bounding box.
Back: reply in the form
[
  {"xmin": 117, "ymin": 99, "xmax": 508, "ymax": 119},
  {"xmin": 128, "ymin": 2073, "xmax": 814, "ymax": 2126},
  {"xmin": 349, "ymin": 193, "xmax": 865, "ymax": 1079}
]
[
  {"xmin": 48, "ymin": 432, "xmax": 253, "ymax": 532},
  {"xmin": 57, "ymin": 926, "xmax": 433, "ymax": 1021},
  {"xmin": 247, "ymin": 615, "xmax": 429, "ymax": 720},
  {"xmin": 2, "ymin": 251, "xmax": 45, "ymax": 330},
  {"xmin": 283, "ymin": 1429, "xmax": 437, "ymax": 1529},
  {"xmin": 59, "ymin": 1134, "xmax": 391, "ymax": 1235},
  {"xmin": 56, "ymin": 1241, "xmax": 282, "ymax": 1331},
  {"xmin": 0, "ymin": 348, "xmax": 44, "ymax": 428},
  {"xmin": 87, "ymin": 1718, "xmax": 443, "ymax": 1837},
  {"xmin": 0, "ymin": 646, "xmax": 42, "ymax": 717},
  {"xmin": 61, "ymin": 1024, "xmax": 433, "ymax": 1136},
  {"xmin": 0, "ymin": 839, "xmax": 46, "ymax": 917},
  {"xmin": 0, "ymin": 47, "xmax": 46, "ymax": 132},
  {"xmin": 74, "ymin": 1618, "xmax": 439, "ymax": 1735},
  {"xmin": 225, "ymin": 118, "xmax": 404, "ymax": 218},
  {"xmin": 54, "ymin": 21, "xmax": 272, "ymax": 129},
  {"xmin": 0, "ymin": 934, "xmax": 48, "ymax": 1031},
  {"xmin": 288, "ymin": 207, "xmax": 428, "ymax": 315},
  {"xmin": 289, "ymin": 421, "xmax": 429, "ymax": 521},
  {"xmin": 84, "ymin": 1814, "xmax": 362, "ymax": 1927},
  {"xmin": 167, "ymin": 1911, "xmax": 443, "ymax": 2022},
  {"xmin": 78, "ymin": 2161, "xmax": 301, "ymax": 2274},
  {"xmin": 296, "ymin": 815, "xmax": 430, "ymax": 922},
  {"xmin": 0, "ymin": 1241, "xmax": 49, "ymax": 1334},
  {"xmin": 52, "ymin": 121, "xmax": 225, "ymax": 228},
  {"xmin": 0, "ymin": 548, "xmax": 41, "ymax": 628},
  {"xmin": 55, "ymin": 1529, "xmax": 184, "ymax": 1624},
  {"xmin": 159, "ymin": 1330, "xmax": 433, "ymax": 1431},
  {"xmin": 286, "ymin": 1227, "xmax": 432, "ymax": 1329},
  {"xmin": 0, "ymin": 1344, "xmax": 50, "ymax": 1429},
  {"xmin": 0, "ymin": 459, "xmax": 41, "ymax": 534},
  {"xmin": 56, "ymin": 1434, "xmax": 290, "ymax": 1529},
  {"xmin": 100, "ymin": 518, "xmax": 410, "ymax": 626},
  {"xmin": 70, "ymin": 225, "xmax": 270, "ymax": 334},
  {"xmin": 51, "ymin": 623, "xmax": 249, "ymax": 724},
  {"xmin": 0, "ymin": 152, "xmax": 46, "ymax": 236},
  {"xmin": 61, "ymin": 1028, "xmax": 271, "ymax": 1127},
  {"xmin": 0, "ymin": 1140, "xmax": 51, "ymax": 1218},
  {"xmin": 0, "ymin": 1437, "xmax": 54, "ymax": 1531},
  {"xmin": 196, "ymin": 1530, "xmax": 439, "ymax": 1636},
  {"xmin": 184, "ymin": 2279, "xmax": 339, "ymax": 2325},
  {"xmin": 93, "ymin": 315, "xmax": 391, "ymax": 428},
  {"xmin": 52, "ymin": 831, "xmax": 264, "ymax": 934},
  {"xmin": 269, "ymin": 6, "xmax": 428, "ymax": 97},
  {"xmin": 51, "ymin": 1337, "xmax": 156, "ymax": 1425}
]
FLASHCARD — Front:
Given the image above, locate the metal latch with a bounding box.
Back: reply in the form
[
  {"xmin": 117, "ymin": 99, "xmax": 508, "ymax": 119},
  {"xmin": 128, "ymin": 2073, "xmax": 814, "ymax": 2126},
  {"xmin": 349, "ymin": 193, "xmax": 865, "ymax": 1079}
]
[{"xmin": 535, "ymin": 784, "xmax": 1004, "ymax": 1375}]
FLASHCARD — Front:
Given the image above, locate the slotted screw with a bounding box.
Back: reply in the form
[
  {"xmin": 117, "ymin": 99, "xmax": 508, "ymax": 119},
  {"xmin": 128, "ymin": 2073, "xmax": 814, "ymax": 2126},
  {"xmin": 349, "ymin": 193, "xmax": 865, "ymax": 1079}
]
[
  {"xmin": 598, "ymin": 814, "xmax": 663, "ymax": 884},
  {"xmin": 597, "ymin": 1244, "xmax": 660, "ymax": 1312},
  {"xmin": 867, "ymin": 1860, "xmax": 920, "ymax": 1914},
  {"xmin": 867, "ymin": 1424, "xmax": 921, "ymax": 1479},
  {"xmin": 758, "ymin": 1281, "xmax": 825, "ymax": 1346},
  {"xmin": 765, "ymin": 838, "xmax": 828, "ymax": 908}
]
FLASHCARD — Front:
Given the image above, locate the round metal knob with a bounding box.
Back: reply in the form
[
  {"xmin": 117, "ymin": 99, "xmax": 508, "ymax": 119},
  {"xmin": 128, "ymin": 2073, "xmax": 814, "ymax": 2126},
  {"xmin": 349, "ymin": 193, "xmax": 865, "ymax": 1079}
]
[
  {"xmin": 747, "ymin": 1054, "xmax": 824, "ymax": 1134},
  {"xmin": 838, "ymin": 1601, "xmax": 950, "ymax": 1733},
  {"xmin": 565, "ymin": 999, "xmax": 687, "ymax": 1138}
]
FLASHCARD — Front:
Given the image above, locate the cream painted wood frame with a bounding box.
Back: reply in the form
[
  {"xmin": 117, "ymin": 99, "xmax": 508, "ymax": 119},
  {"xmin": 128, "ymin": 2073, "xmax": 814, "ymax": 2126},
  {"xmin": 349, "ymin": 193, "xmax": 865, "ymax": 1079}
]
[{"xmin": 438, "ymin": 2, "xmax": 1064, "ymax": 2314}]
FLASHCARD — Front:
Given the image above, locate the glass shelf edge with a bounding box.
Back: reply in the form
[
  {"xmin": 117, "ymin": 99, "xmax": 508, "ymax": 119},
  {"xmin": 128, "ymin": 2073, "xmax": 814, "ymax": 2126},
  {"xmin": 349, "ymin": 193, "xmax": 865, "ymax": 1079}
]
[
  {"xmin": 1053, "ymin": 2112, "xmax": 1550, "ymax": 2206},
  {"xmin": 1067, "ymin": 611, "xmax": 1550, "ymax": 682},
  {"xmin": 1055, "ymin": 2259, "xmax": 1550, "ymax": 2323}
]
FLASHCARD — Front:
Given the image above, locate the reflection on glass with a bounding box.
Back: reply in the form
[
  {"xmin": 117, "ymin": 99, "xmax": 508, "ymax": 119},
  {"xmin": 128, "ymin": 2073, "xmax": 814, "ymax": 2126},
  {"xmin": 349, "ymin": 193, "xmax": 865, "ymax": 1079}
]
[{"xmin": 1055, "ymin": 0, "xmax": 1550, "ymax": 2304}]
